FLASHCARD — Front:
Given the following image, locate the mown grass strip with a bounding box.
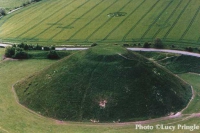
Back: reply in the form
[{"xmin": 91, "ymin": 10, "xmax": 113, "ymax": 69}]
[
  {"xmin": 140, "ymin": 0, "xmax": 173, "ymax": 40},
  {"xmin": 152, "ymin": 0, "xmax": 182, "ymax": 39},
  {"xmin": 67, "ymin": 0, "xmax": 118, "ymax": 41},
  {"xmin": 85, "ymin": 0, "xmax": 132, "ymax": 41},
  {"xmin": 122, "ymin": 0, "xmax": 160, "ymax": 41},
  {"xmin": 15, "ymin": 1, "xmax": 71, "ymax": 38},
  {"xmin": 51, "ymin": 0, "xmax": 104, "ymax": 40},
  {"xmin": 180, "ymin": 7, "xmax": 200, "ymax": 40},
  {"xmin": 102, "ymin": 0, "xmax": 145, "ymax": 41},
  {"xmin": 163, "ymin": 0, "xmax": 191, "ymax": 40}
]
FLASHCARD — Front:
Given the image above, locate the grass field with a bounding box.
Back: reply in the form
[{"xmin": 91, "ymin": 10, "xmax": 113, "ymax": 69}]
[
  {"xmin": 0, "ymin": 48, "xmax": 200, "ymax": 132},
  {"xmin": 0, "ymin": 0, "xmax": 29, "ymax": 10},
  {"xmin": 1, "ymin": 0, "xmax": 200, "ymax": 46}
]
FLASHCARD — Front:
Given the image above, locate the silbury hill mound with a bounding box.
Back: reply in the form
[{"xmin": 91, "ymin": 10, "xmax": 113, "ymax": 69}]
[{"xmin": 15, "ymin": 45, "xmax": 192, "ymax": 122}]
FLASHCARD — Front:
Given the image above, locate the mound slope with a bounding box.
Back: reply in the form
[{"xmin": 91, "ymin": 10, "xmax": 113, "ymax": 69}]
[{"xmin": 15, "ymin": 45, "xmax": 191, "ymax": 122}]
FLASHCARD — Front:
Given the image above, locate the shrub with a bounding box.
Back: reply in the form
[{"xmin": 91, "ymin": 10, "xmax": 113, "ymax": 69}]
[
  {"xmin": 143, "ymin": 42, "xmax": 151, "ymax": 48},
  {"xmin": 0, "ymin": 8, "xmax": 6, "ymax": 16},
  {"xmin": 24, "ymin": 44, "xmax": 29, "ymax": 50},
  {"xmin": 5, "ymin": 47, "xmax": 15, "ymax": 58},
  {"xmin": 13, "ymin": 47, "xmax": 29, "ymax": 59},
  {"xmin": 18, "ymin": 43, "xmax": 25, "ymax": 49},
  {"xmin": 5, "ymin": 47, "xmax": 15, "ymax": 57},
  {"xmin": 47, "ymin": 50, "xmax": 60, "ymax": 59},
  {"xmin": 154, "ymin": 38, "xmax": 163, "ymax": 48},
  {"xmin": 123, "ymin": 44, "xmax": 129, "ymax": 47},
  {"xmin": 33, "ymin": 44, "xmax": 42, "ymax": 50},
  {"xmin": 31, "ymin": 0, "xmax": 42, "ymax": 2},
  {"xmin": 185, "ymin": 47, "xmax": 193, "ymax": 52},
  {"xmin": 91, "ymin": 43, "xmax": 97, "ymax": 47},
  {"xmin": 51, "ymin": 46, "xmax": 55, "ymax": 50},
  {"xmin": 43, "ymin": 46, "xmax": 50, "ymax": 51}
]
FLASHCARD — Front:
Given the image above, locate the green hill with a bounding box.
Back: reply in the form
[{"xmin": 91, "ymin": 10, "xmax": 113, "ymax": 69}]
[
  {"xmin": 1, "ymin": 0, "xmax": 200, "ymax": 46},
  {"xmin": 15, "ymin": 45, "xmax": 192, "ymax": 122}
]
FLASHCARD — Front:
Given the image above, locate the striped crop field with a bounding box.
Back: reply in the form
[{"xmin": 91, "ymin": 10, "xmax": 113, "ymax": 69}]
[
  {"xmin": 0, "ymin": 0, "xmax": 200, "ymax": 46},
  {"xmin": 0, "ymin": 0, "xmax": 29, "ymax": 10}
]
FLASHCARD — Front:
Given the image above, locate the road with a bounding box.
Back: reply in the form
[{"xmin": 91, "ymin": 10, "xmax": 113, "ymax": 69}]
[
  {"xmin": 0, "ymin": 43, "xmax": 12, "ymax": 47},
  {"xmin": 127, "ymin": 48, "xmax": 200, "ymax": 57},
  {"xmin": 2, "ymin": 43, "xmax": 200, "ymax": 57}
]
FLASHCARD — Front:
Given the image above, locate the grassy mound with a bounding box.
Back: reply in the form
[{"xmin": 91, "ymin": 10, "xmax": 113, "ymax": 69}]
[{"xmin": 15, "ymin": 45, "xmax": 191, "ymax": 122}]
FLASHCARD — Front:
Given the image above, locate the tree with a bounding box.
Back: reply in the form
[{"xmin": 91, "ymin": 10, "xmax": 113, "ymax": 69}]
[
  {"xmin": 0, "ymin": 8, "xmax": 6, "ymax": 16},
  {"xmin": 47, "ymin": 50, "xmax": 60, "ymax": 59},
  {"xmin": 13, "ymin": 47, "xmax": 29, "ymax": 59},
  {"xmin": 185, "ymin": 47, "xmax": 193, "ymax": 52},
  {"xmin": 18, "ymin": 42, "xmax": 25, "ymax": 49},
  {"xmin": 91, "ymin": 43, "xmax": 97, "ymax": 47},
  {"xmin": 5, "ymin": 47, "xmax": 15, "ymax": 57},
  {"xmin": 154, "ymin": 38, "xmax": 163, "ymax": 48},
  {"xmin": 43, "ymin": 46, "xmax": 50, "ymax": 51},
  {"xmin": 50, "ymin": 46, "xmax": 55, "ymax": 50},
  {"xmin": 143, "ymin": 42, "xmax": 151, "ymax": 48},
  {"xmin": 33, "ymin": 44, "xmax": 42, "ymax": 50}
]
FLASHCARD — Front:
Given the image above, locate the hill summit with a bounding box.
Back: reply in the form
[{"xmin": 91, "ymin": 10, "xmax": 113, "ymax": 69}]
[{"xmin": 15, "ymin": 45, "xmax": 191, "ymax": 122}]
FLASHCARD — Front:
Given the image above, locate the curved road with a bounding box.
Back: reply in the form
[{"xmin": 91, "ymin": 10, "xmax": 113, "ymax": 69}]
[
  {"xmin": 1, "ymin": 43, "xmax": 200, "ymax": 57},
  {"xmin": 127, "ymin": 48, "xmax": 200, "ymax": 58}
]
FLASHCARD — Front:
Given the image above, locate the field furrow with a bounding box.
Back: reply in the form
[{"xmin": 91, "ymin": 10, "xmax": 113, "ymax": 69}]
[
  {"xmin": 18, "ymin": 0, "xmax": 76, "ymax": 40},
  {"xmin": 85, "ymin": 0, "xmax": 132, "ymax": 42},
  {"xmin": 34, "ymin": 0, "xmax": 89, "ymax": 40},
  {"xmin": 0, "ymin": 0, "xmax": 200, "ymax": 46},
  {"xmin": 16, "ymin": 0, "xmax": 74, "ymax": 39},
  {"xmin": 106, "ymin": 0, "xmax": 156, "ymax": 41},
  {"xmin": 140, "ymin": 0, "xmax": 173, "ymax": 40},
  {"xmin": 180, "ymin": 7, "xmax": 200, "ymax": 40},
  {"xmin": 122, "ymin": 0, "xmax": 160, "ymax": 41},
  {"xmin": 70, "ymin": 0, "xmax": 127, "ymax": 42},
  {"xmin": 166, "ymin": 0, "xmax": 200, "ymax": 41},
  {"xmin": 123, "ymin": 0, "xmax": 162, "ymax": 41},
  {"xmin": 183, "ymin": 7, "xmax": 200, "ymax": 43},
  {"xmin": 0, "ymin": 0, "xmax": 55, "ymax": 36},
  {"xmin": 67, "ymin": 0, "xmax": 119, "ymax": 41},
  {"xmin": 47, "ymin": 0, "xmax": 94, "ymax": 41},
  {"xmin": 52, "ymin": 0, "xmax": 105, "ymax": 41},
  {"xmin": 86, "ymin": 0, "xmax": 135, "ymax": 41},
  {"xmin": 152, "ymin": 0, "xmax": 182, "ymax": 39},
  {"xmin": 163, "ymin": 0, "xmax": 192, "ymax": 40},
  {"xmin": 102, "ymin": 0, "xmax": 145, "ymax": 41},
  {"xmin": 152, "ymin": 0, "xmax": 188, "ymax": 40}
]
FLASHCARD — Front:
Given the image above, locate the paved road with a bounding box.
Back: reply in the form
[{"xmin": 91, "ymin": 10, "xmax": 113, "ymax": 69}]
[
  {"xmin": 55, "ymin": 47, "xmax": 88, "ymax": 50},
  {"xmin": 0, "ymin": 43, "xmax": 12, "ymax": 47},
  {"xmin": 127, "ymin": 48, "xmax": 200, "ymax": 58},
  {"xmin": 1, "ymin": 43, "xmax": 200, "ymax": 57}
]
